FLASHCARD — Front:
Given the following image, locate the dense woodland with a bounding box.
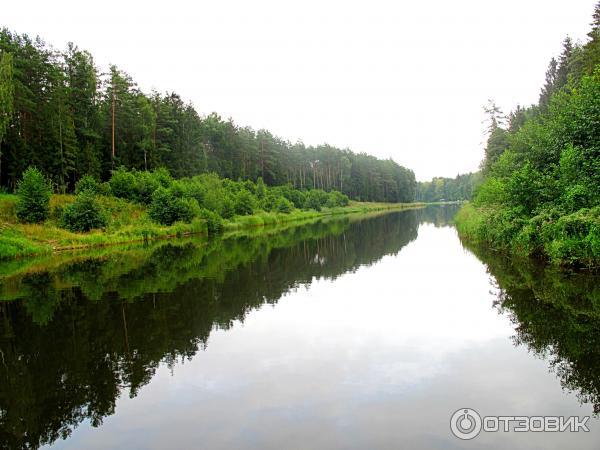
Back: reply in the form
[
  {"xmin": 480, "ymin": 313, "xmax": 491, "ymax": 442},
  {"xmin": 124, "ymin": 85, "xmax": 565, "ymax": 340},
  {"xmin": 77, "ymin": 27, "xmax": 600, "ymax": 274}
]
[
  {"xmin": 416, "ymin": 172, "xmax": 481, "ymax": 202},
  {"xmin": 457, "ymin": 1, "xmax": 600, "ymax": 268},
  {"xmin": 0, "ymin": 30, "xmax": 415, "ymax": 203}
]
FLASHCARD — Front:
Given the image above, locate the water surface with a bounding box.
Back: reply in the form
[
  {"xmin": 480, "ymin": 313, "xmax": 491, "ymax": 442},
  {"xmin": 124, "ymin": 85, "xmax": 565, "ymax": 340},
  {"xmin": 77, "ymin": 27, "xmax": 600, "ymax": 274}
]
[{"xmin": 1, "ymin": 206, "xmax": 599, "ymax": 449}]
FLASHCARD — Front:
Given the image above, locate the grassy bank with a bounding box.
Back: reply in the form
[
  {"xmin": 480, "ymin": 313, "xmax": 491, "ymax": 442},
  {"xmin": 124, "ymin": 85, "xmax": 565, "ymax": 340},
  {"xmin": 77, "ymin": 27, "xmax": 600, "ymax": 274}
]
[
  {"xmin": 0, "ymin": 193, "xmax": 423, "ymax": 260},
  {"xmin": 455, "ymin": 203, "xmax": 600, "ymax": 270}
]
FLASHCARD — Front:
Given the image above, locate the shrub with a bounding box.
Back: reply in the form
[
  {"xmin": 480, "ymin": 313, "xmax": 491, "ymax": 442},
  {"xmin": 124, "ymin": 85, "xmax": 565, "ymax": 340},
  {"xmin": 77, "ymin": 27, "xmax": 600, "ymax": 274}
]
[
  {"xmin": 109, "ymin": 167, "xmax": 173, "ymax": 204},
  {"xmin": 260, "ymin": 193, "xmax": 279, "ymax": 212},
  {"xmin": 287, "ymin": 189, "xmax": 306, "ymax": 208},
  {"xmin": 108, "ymin": 167, "xmax": 137, "ymax": 200},
  {"xmin": 221, "ymin": 194, "xmax": 236, "ymax": 219},
  {"xmin": 242, "ymin": 179, "xmax": 257, "ymax": 194},
  {"xmin": 256, "ymin": 177, "xmax": 267, "ymax": 199},
  {"xmin": 171, "ymin": 179, "xmax": 205, "ymax": 206},
  {"xmin": 60, "ymin": 191, "xmax": 108, "ymax": 232},
  {"xmin": 148, "ymin": 187, "xmax": 196, "ymax": 225},
  {"xmin": 198, "ymin": 208, "xmax": 224, "ymax": 234},
  {"xmin": 75, "ymin": 175, "xmax": 100, "ymax": 195},
  {"xmin": 326, "ymin": 190, "xmax": 350, "ymax": 208},
  {"xmin": 16, "ymin": 167, "xmax": 52, "ymax": 223},
  {"xmin": 304, "ymin": 189, "xmax": 328, "ymax": 211},
  {"xmin": 98, "ymin": 182, "xmax": 112, "ymax": 196},
  {"xmin": 135, "ymin": 170, "xmax": 168, "ymax": 204},
  {"xmin": 234, "ymin": 189, "xmax": 257, "ymax": 215},
  {"xmin": 275, "ymin": 197, "xmax": 294, "ymax": 213}
]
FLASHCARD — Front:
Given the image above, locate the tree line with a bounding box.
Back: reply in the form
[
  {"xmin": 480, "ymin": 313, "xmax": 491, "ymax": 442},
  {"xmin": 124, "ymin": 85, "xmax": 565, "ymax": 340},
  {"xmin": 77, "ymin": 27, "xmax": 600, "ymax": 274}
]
[
  {"xmin": 417, "ymin": 172, "xmax": 481, "ymax": 202},
  {"xmin": 0, "ymin": 29, "xmax": 416, "ymax": 203},
  {"xmin": 457, "ymin": 1, "xmax": 600, "ymax": 269}
]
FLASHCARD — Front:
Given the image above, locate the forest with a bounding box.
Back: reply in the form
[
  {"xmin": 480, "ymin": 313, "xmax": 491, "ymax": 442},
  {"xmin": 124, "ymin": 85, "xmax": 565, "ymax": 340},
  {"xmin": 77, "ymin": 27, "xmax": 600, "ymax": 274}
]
[
  {"xmin": 456, "ymin": 2, "xmax": 600, "ymax": 269},
  {"xmin": 0, "ymin": 29, "xmax": 416, "ymax": 203},
  {"xmin": 416, "ymin": 172, "xmax": 481, "ymax": 202}
]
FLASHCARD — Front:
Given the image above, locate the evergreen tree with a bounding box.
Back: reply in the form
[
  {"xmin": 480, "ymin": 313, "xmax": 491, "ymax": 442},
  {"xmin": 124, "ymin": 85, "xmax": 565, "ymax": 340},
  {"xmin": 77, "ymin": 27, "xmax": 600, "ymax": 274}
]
[{"xmin": 0, "ymin": 50, "xmax": 14, "ymax": 186}]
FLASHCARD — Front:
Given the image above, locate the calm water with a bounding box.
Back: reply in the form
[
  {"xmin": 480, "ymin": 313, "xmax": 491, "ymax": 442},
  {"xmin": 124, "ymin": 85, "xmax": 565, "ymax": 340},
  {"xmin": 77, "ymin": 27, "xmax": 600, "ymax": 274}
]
[{"xmin": 1, "ymin": 206, "xmax": 599, "ymax": 449}]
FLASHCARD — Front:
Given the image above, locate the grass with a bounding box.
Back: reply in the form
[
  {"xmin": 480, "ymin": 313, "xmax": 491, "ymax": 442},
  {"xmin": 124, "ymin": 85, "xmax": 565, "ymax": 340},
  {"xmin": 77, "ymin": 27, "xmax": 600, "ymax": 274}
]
[{"xmin": 0, "ymin": 193, "xmax": 424, "ymax": 260}]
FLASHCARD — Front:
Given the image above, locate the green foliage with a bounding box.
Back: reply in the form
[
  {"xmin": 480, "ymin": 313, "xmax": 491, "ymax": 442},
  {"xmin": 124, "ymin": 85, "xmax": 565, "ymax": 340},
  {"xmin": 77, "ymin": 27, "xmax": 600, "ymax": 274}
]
[
  {"xmin": 220, "ymin": 195, "xmax": 235, "ymax": 219},
  {"xmin": 60, "ymin": 191, "xmax": 108, "ymax": 232},
  {"xmin": 198, "ymin": 208, "xmax": 224, "ymax": 233},
  {"xmin": 109, "ymin": 167, "xmax": 173, "ymax": 204},
  {"xmin": 457, "ymin": 7, "xmax": 600, "ymax": 270},
  {"xmin": 0, "ymin": 29, "xmax": 416, "ymax": 202},
  {"xmin": 108, "ymin": 167, "xmax": 136, "ymax": 199},
  {"xmin": 234, "ymin": 189, "xmax": 257, "ymax": 216},
  {"xmin": 275, "ymin": 197, "xmax": 294, "ymax": 213},
  {"xmin": 74, "ymin": 175, "xmax": 100, "ymax": 195},
  {"xmin": 16, "ymin": 167, "xmax": 51, "ymax": 223},
  {"xmin": 418, "ymin": 172, "xmax": 482, "ymax": 202},
  {"xmin": 256, "ymin": 177, "xmax": 266, "ymax": 199},
  {"xmin": 0, "ymin": 50, "xmax": 14, "ymax": 162},
  {"xmin": 304, "ymin": 190, "xmax": 328, "ymax": 211},
  {"xmin": 326, "ymin": 190, "xmax": 350, "ymax": 208},
  {"xmin": 148, "ymin": 187, "xmax": 196, "ymax": 226}
]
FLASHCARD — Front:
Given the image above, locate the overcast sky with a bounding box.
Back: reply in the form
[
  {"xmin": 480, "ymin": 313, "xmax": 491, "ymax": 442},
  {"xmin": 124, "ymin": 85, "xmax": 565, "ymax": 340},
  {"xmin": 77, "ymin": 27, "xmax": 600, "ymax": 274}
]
[{"xmin": 3, "ymin": 0, "xmax": 597, "ymax": 180}]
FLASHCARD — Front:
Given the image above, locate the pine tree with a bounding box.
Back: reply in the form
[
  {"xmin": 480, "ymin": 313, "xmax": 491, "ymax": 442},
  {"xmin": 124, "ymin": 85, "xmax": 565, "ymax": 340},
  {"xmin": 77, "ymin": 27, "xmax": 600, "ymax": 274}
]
[
  {"xmin": 539, "ymin": 58, "xmax": 558, "ymax": 108},
  {"xmin": 0, "ymin": 51, "xmax": 14, "ymax": 186},
  {"xmin": 555, "ymin": 37, "xmax": 574, "ymax": 89}
]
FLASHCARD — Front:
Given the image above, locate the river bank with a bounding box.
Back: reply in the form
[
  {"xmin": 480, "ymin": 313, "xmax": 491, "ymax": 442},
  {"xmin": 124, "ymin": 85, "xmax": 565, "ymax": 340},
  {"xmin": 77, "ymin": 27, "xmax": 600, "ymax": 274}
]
[
  {"xmin": 0, "ymin": 193, "xmax": 424, "ymax": 260},
  {"xmin": 454, "ymin": 202, "xmax": 600, "ymax": 271}
]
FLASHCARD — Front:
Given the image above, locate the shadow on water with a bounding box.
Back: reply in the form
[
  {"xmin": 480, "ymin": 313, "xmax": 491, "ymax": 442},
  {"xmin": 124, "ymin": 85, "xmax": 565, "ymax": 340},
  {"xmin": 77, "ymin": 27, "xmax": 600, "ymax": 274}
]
[{"xmin": 0, "ymin": 210, "xmax": 421, "ymax": 449}]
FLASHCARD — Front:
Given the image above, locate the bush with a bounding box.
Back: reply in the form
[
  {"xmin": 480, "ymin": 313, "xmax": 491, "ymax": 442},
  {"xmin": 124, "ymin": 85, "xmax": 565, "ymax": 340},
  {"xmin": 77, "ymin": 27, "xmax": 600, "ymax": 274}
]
[
  {"xmin": 16, "ymin": 167, "xmax": 52, "ymax": 223},
  {"xmin": 98, "ymin": 182, "xmax": 112, "ymax": 196},
  {"xmin": 275, "ymin": 197, "xmax": 294, "ymax": 213},
  {"xmin": 109, "ymin": 167, "xmax": 173, "ymax": 204},
  {"xmin": 260, "ymin": 193, "xmax": 279, "ymax": 212},
  {"xmin": 256, "ymin": 177, "xmax": 267, "ymax": 199},
  {"xmin": 171, "ymin": 179, "xmax": 205, "ymax": 206},
  {"xmin": 234, "ymin": 189, "xmax": 257, "ymax": 215},
  {"xmin": 60, "ymin": 191, "xmax": 108, "ymax": 232},
  {"xmin": 198, "ymin": 208, "xmax": 224, "ymax": 234},
  {"xmin": 148, "ymin": 187, "xmax": 196, "ymax": 225},
  {"xmin": 286, "ymin": 189, "xmax": 306, "ymax": 209},
  {"xmin": 242, "ymin": 179, "xmax": 257, "ymax": 194},
  {"xmin": 108, "ymin": 167, "xmax": 136, "ymax": 200},
  {"xmin": 326, "ymin": 190, "xmax": 350, "ymax": 208},
  {"xmin": 221, "ymin": 194, "xmax": 236, "ymax": 219},
  {"xmin": 304, "ymin": 190, "xmax": 328, "ymax": 211},
  {"xmin": 75, "ymin": 175, "xmax": 100, "ymax": 195}
]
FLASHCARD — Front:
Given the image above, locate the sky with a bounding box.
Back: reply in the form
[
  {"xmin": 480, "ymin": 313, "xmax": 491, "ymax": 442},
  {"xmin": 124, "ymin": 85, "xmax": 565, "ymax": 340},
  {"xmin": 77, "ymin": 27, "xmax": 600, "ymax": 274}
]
[{"xmin": 2, "ymin": 0, "xmax": 597, "ymax": 181}]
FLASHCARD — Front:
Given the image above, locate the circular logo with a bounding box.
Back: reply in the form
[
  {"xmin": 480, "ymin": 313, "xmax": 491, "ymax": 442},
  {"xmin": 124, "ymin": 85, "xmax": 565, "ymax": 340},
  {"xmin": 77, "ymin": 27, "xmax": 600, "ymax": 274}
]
[{"xmin": 450, "ymin": 408, "xmax": 482, "ymax": 440}]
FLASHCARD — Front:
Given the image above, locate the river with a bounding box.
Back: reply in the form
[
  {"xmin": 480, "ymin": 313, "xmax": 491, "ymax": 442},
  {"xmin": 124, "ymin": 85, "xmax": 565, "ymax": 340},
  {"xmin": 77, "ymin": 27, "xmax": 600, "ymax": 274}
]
[{"xmin": 0, "ymin": 206, "xmax": 598, "ymax": 449}]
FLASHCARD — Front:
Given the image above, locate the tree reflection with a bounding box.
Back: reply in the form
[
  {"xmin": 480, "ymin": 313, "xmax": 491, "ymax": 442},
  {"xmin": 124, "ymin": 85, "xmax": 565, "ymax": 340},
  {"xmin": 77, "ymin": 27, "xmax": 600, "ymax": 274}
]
[
  {"xmin": 463, "ymin": 243, "xmax": 600, "ymax": 414},
  {"xmin": 0, "ymin": 210, "xmax": 419, "ymax": 449}
]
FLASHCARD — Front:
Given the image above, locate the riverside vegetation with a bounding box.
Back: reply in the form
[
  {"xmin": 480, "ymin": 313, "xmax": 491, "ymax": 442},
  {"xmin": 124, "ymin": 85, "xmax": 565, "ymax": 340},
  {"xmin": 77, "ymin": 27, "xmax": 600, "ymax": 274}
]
[
  {"xmin": 0, "ymin": 27, "xmax": 425, "ymax": 259},
  {"xmin": 0, "ymin": 166, "xmax": 422, "ymax": 259},
  {"xmin": 0, "ymin": 29, "xmax": 416, "ymax": 202},
  {"xmin": 456, "ymin": 3, "xmax": 600, "ymax": 270}
]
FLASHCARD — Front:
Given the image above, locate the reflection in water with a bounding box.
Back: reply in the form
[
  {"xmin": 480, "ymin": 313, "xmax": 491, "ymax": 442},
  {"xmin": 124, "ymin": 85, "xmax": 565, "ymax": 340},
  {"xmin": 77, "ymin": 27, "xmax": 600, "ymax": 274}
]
[
  {"xmin": 463, "ymin": 242, "xmax": 600, "ymax": 413},
  {"xmin": 0, "ymin": 205, "xmax": 598, "ymax": 449},
  {"xmin": 0, "ymin": 211, "xmax": 420, "ymax": 449}
]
